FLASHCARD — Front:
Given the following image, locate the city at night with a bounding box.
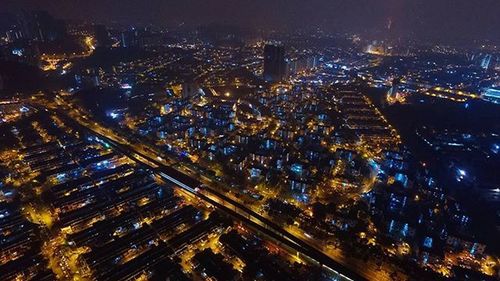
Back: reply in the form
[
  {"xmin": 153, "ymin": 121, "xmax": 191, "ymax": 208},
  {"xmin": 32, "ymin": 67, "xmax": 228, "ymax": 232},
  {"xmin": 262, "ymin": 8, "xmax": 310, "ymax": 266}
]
[{"xmin": 0, "ymin": 1, "xmax": 499, "ymax": 280}]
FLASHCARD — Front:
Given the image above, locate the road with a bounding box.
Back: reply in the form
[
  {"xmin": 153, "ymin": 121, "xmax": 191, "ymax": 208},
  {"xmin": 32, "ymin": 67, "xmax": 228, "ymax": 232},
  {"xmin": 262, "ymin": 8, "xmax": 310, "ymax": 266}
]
[{"xmin": 35, "ymin": 97, "xmax": 402, "ymax": 281}]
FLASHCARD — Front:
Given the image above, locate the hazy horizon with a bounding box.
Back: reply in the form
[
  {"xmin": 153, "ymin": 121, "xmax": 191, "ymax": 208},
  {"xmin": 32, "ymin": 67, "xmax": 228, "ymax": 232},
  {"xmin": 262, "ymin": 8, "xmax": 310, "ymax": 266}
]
[{"xmin": 2, "ymin": 0, "xmax": 499, "ymax": 44}]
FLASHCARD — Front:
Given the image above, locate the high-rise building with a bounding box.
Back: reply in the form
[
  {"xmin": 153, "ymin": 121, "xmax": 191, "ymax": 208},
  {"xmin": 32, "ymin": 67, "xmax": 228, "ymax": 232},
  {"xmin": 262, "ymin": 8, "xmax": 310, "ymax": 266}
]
[
  {"xmin": 121, "ymin": 30, "xmax": 137, "ymax": 48},
  {"xmin": 94, "ymin": 25, "xmax": 111, "ymax": 48},
  {"xmin": 74, "ymin": 68, "xmax": 100, "ymax": 89},
  {"xmin": 263, "ymin": 43, "xmax": 285, "ymax": 82},
  {"xmin": 181, "ymin": 82, "xmax": 202, "ymax": 99},
  {"xmin": 32, "ymin": 11, "xmax": 67, "ymax": 42},
  {"xmin": 13, "ymin": 11, "xmax": 34, "ymax": 41},
  {"xmin": 5, "ymin": 29, "xmax": 24, "ymax": 42},
  {"xmin": 285, "ymin": 55, "xmax": 318, "ymax": 76}
]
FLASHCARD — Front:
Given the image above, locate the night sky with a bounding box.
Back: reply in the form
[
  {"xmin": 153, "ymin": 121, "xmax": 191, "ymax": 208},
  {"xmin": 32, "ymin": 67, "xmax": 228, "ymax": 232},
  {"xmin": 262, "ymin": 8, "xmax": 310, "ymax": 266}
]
[{"xmin": 2, "ymin": 0, "xmax": 499, "ymax": 43}]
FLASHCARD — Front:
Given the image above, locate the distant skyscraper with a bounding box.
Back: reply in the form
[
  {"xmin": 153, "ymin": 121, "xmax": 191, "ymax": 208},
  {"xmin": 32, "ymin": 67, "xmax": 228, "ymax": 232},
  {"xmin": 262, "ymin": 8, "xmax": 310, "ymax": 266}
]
[
  {"xmin": 263, "ymin": 43, "xmax": 286, "ymax": 82},
  {"xmin": 94, "ymin": 25, "xmax": 111, "ymax": 48},
  {"xmin": 32, "ymin": 11, "xmax": 67, "ymax": 42},
  {"xmin": 74, "ymin": 68, "xmax": 100, "ymax": 89},
  {"xmin": 5, "ymin": 29, "xmax": 24, "ymax": 43},
  {"xmin": 121, "ymin": 30, "xmax": 137, "ymax": 48},
  {"xmin": 14, "ymin": 11, "xmax": 34, "ymax": 41},
  {"xmin": 285, "ymin": 55, "xmax": 318, "ymax": 76}
]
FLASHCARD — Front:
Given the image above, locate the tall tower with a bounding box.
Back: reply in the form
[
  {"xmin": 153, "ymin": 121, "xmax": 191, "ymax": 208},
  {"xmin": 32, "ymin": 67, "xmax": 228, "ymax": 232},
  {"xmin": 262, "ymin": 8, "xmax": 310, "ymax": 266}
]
[
  {"xmin": 263, "ymin": 43, "xmax": 285, "ymax": 82},
  {"xmin": 32, "ymin": 10, "xmax": 67, "ymax": 42},
  {"xmin": 94, "ymin": 25, "xmax": 111, "ymax": 48},
  {"xmin": 121, "ymin": 30, "xmax": 137, "ymax": 48}
]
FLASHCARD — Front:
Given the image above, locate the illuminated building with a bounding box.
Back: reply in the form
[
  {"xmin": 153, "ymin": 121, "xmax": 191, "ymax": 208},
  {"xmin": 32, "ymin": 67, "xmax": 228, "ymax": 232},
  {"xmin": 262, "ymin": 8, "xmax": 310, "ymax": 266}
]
[
  {"xmin": 482, "ymin": 87, "xmax": 500, "ymax": 104},
  {"xmin": 181, "ymin": 82, "xmax": 202, "ymax": 99},
  {"xmin": 365, "ymin": 41, "xmax": 387, "ymax": 55},
  {"xmin": 75, "ymin": 68, "xmax": 100, "ymax": 89},
  {"xmin": 0, "ymin": 40, "xmax": 40, "ymax": 65},
  {"xmin": 480, "ymin": 54, "xmax": 492, "ymax": 70},
  {"xmin": 285, "ymin": 55, "xmax": 318, "ymax": 76},
  {"xmin": 5, "ymin": 29, "xmax": 24, "ymax": 42}
]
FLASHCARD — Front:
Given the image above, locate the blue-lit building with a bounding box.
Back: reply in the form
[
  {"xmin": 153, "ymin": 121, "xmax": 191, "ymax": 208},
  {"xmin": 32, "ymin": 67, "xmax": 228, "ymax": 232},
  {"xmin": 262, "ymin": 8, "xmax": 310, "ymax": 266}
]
[{"xmin": 482, "ymin": 87, "xmax": 500, "ymax": 104}]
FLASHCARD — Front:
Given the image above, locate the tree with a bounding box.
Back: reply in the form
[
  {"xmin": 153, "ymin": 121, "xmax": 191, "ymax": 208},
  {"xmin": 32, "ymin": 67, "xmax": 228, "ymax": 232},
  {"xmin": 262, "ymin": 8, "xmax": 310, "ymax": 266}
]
[{"xmin": 312, "ymin": 202, "xmax": 327, "ymax": 222}]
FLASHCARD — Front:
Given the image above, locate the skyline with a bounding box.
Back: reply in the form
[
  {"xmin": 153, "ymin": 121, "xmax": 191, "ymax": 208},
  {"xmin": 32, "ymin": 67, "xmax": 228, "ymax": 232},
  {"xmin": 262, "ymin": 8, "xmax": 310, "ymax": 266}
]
[
  {"xmin": 0, "ymin": 3, "xmax": 499, "ymax": 281},
  {"xmin": 2, "ymin": 0, "xmax": 500, "ymax": 44}
]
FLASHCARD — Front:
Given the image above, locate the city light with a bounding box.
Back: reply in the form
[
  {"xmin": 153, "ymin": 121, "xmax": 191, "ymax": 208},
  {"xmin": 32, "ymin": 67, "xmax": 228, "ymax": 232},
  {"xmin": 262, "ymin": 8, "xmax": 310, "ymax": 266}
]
[{"xmin": 0, "ymin": 3, "xmax": 498, "ymax": 281}]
